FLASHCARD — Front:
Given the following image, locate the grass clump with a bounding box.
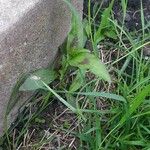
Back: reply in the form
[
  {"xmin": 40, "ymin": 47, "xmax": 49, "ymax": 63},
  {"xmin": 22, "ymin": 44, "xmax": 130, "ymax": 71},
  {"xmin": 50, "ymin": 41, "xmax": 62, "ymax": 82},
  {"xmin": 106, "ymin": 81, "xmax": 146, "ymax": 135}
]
[{"xmin": 1, "ymin": 0, "xmax": 150, "ymax": 149}]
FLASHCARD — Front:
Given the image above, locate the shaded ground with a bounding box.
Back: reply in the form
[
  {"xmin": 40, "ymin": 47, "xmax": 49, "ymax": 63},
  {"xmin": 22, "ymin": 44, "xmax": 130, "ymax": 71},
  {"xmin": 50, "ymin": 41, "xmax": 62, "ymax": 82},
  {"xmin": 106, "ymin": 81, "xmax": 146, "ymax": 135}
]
[
  {"xmin": 84, "ymin": 0, "xmax": 150, "ymax": 31},
  {"xmin": 83, "ymin": 0, "xmax": 150, "ymax": 57}
]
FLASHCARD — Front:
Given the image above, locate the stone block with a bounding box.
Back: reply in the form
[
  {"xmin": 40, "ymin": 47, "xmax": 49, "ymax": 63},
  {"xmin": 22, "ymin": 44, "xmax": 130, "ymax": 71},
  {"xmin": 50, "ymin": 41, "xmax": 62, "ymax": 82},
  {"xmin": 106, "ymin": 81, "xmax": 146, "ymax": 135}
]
[{"xmin": 0, "ymin": 0, "xmax": 83, "ymax": 136}]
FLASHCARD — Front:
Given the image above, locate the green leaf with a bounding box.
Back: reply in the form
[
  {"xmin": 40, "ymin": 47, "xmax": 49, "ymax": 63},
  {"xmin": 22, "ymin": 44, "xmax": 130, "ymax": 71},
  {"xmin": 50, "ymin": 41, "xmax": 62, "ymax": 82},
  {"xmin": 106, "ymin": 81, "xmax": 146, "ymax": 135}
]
[
  {"xmin": 19, "ymin": 69, "xmax": 57, "ymax": 91},
  {"xmin": 63, "ymin": 0, "xmax": 84, "ymax": 48},
  {"xmin": 68, "ymin": 49, "xmax": 111, "ymax": 82},
  {"xmin": 89, "ymin": 55, "xmax": 111, "ymax": 82},
  {"xmin": 69, "ymin": 69, "xmax": 85, "ymax": 92},
  {"xmin": 120, "ymin": 84, "xmax": 150, "ymax": 125},
  {"xmin": 42, "ymin": 82, "xmax": 76, "ymax": 112},
  {"xmin": 83, "ymin": 18, "xmax": 91, "ymax": 37},
  {"xmin": 57, "ymin": 91, "xmax": 126, "ymax": 103},
  {"xmin": 69, "ymin": 51, "xmax": 90, "ymax": 68},
  {"xmin": 104, "ymin": 28, "xmax": 117, "ymax": 39},
  {"xmin": 94, "ymin": 0, "xmax": 114, "ymax": 44}
]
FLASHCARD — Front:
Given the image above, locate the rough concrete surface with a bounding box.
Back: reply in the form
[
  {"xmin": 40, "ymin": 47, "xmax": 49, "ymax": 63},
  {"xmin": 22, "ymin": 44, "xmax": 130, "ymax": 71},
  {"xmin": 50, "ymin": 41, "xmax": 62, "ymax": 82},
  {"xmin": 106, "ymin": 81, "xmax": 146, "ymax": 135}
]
[{"xmin": 0, "ymin": 0, "xmax": 83, "ymax": 136}]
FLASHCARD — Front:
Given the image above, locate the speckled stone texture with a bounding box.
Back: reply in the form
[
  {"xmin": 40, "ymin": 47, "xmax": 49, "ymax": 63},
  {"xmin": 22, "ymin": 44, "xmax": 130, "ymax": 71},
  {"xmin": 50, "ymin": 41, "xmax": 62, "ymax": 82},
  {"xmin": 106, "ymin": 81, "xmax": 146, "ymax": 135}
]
[{"xmin": 0, "ymin": 0, "xmax": 83, "ymax": 136}]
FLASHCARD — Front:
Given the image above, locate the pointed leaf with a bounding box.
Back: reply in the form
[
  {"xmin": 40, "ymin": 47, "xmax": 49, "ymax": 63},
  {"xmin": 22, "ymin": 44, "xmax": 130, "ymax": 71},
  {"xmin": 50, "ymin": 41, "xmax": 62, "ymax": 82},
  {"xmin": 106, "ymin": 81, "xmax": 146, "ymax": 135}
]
[
  {"xmin": 94, "ymin": 0, "xmax": 114, "ymax": 44},
  {"xmin": 69, "ymin": 70, "xmax": 85, "ymax": 92},
  {"xmin": 68, "ymin": 49, "xmax": 111, "ymax": 82},
  {"xmin": 19, "ymin": 69, "xmax": 57, "ymax": 91}
]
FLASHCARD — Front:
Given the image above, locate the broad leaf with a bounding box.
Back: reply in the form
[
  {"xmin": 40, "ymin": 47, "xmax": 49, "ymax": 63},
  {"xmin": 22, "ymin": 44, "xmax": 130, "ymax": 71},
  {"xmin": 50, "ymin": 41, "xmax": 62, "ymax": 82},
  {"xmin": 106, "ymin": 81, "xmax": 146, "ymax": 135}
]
[
  {"xmin": 19, "ymin": 69, "xmax": 57, "ymax": 91},
  {"xmin": 68, "ymin": 49, "xmax": 111, "ymax": 82}
]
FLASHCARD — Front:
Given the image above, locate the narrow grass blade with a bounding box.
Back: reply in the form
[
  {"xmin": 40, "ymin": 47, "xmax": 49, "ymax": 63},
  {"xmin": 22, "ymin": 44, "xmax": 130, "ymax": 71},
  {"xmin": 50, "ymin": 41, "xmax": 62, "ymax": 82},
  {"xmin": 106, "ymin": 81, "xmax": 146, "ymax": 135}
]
[
  {"xmin": 42, "ymin": 81, "xmax": 76, "ymax": 113},
  {"xmin": 120, "ymin": 84, "xmax": 150, "ymax": 125},
  {"xmin": 57, "ymin": 91, "xmax": 126, "ymax": 103}
]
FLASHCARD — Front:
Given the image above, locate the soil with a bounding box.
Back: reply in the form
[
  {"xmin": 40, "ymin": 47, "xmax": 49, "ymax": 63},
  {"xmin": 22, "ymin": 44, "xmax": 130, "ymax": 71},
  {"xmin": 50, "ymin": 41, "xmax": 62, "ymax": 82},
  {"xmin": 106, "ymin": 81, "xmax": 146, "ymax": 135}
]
[
  {"xmin": 84, "ymin": 0, "xmax": 150, "ymax": 31},
  {"xmin": 83, "ymin": 0, "xmax": 150, "ymax": 56}
]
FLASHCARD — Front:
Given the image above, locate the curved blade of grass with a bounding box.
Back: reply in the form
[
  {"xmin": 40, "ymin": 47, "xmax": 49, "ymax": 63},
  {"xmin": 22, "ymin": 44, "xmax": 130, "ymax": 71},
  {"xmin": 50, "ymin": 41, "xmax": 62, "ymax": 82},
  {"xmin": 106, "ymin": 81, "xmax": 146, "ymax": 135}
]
[
  {"xmin": 42, "ymin": 81, "xmax": 76, "ymax": 113},
  {"xmin": 5, "ymin": 73, "xmax": 30, "ymax": 116}
]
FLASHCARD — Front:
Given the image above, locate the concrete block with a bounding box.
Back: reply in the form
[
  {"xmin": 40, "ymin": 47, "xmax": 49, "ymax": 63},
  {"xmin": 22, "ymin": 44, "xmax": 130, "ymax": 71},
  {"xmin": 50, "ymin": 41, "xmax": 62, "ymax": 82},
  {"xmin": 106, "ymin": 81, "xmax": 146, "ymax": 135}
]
[{"xmin": 0, "ymin": 0, "xmax": 83, "ymax": 136}]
